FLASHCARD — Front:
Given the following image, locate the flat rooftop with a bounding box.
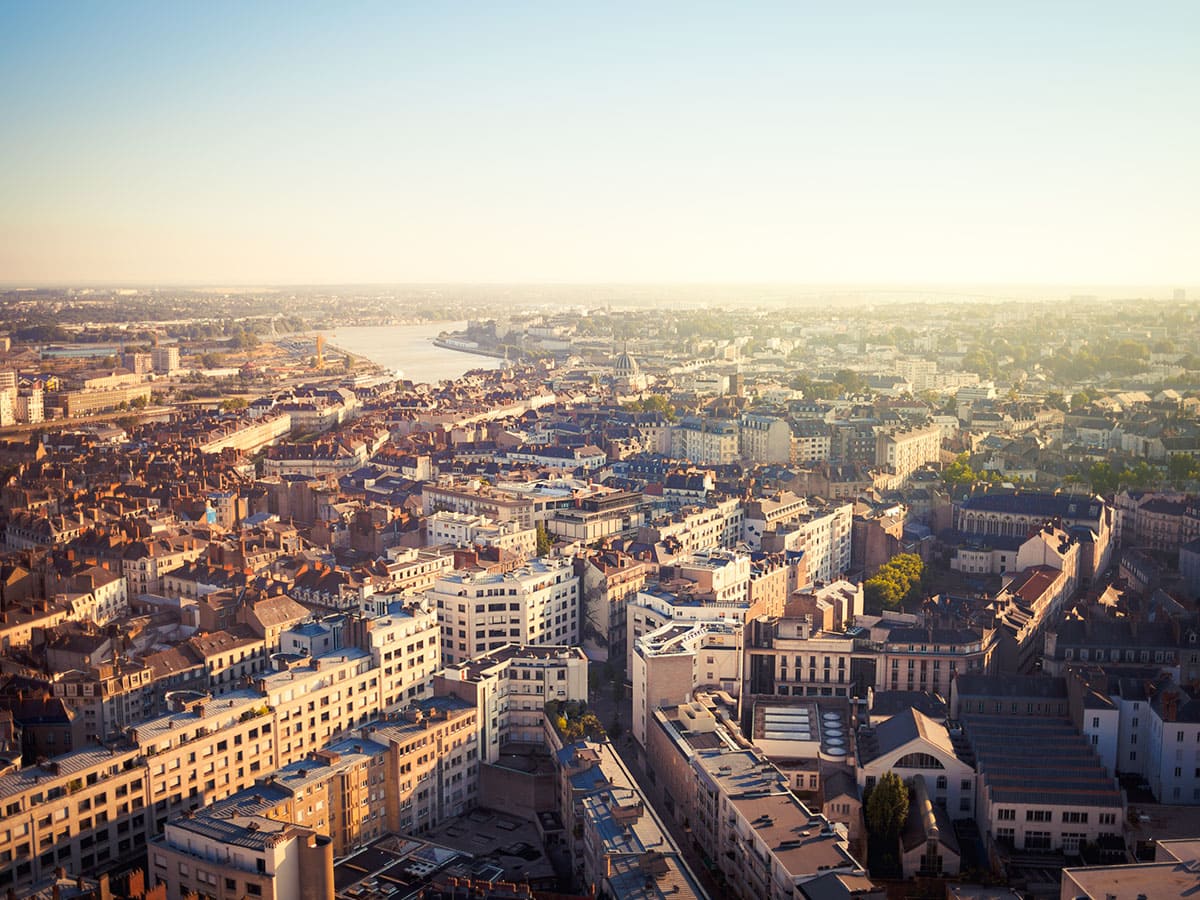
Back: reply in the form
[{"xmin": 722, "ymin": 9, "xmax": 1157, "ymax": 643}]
[
  {"xmin": 1062, "ymin": 861, "xmax": 1200, "ymax": 899},
  {"xmin": 423, "ymin": 807, "xmax": 557, "ymax": 887},
  {"xmin": 728, "ymin": 792, "xmax": 860, "ymax": 879},
  {"xmin": 441, "ymin": 643, "xmax": 585, "ymax": 680},
  {"xmin": 334, "ymin": 834, "xmax": 465, "ymax": 899}
]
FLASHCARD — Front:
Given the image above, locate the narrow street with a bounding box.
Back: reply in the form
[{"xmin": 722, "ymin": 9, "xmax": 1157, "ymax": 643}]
[{"xmin": 588, "ymin": 663, "xmax": 726, "ymax": 898}]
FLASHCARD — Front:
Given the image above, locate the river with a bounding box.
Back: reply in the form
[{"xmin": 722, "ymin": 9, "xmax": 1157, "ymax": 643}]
[{"xmin": 321, "ymin": 321, "xmax": 502, "ymax": 383}]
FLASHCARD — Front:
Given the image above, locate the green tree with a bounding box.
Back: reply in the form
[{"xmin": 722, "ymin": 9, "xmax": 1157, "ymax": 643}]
[
  {"xmin": 579, "ymin": 712, "xmax": 604, "ymax": 739},
  {"xmin": 865, "ymin": 771, "xmax": 909, "ymax": 839},
  {"xmin": 942, "ymin": 452, "xmax": 977, "ymax": 488},
  {"xmin": 1168, "ymin": 454, "xmax": 1200, "ymax": 487},
  {"xmin": 1125, "ymin": 460, "xmax": 1159, "ymax": 490},
  {"xmin": 1087, "ymin": 461, "xmax": 1119, "ymax": 496},
  {"xmin": 833, "ymin": 369, "xmax": 867, "ymax": 395},
  {"xmin": 864, "ymin": 553, "xmax": 925, "ymax": 613},
  {"xmin": 863, "ymin": 578, "xmax": 902, "ymax": 613},
  {"xmin": 962, "ymin": 348, "xmax": 996, "ymax": 378},
  {"xmin": 1070, "ymin": 390, "xmax": 1092, "ymax": 410},
  {"xmin": 642, "ymin": 394, "xmax": 675, "ymax": 419},
  {"xmin": 790, "ymin": 374, "xmax": 839, "ymax": 400},
  {"xmin": 535, "ymin": 522, "xmax": 554, "ymax": 556}
]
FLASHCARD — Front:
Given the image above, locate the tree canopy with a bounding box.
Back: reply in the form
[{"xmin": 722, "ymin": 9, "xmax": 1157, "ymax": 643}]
[
  {"xmin": 1087, "ymin": 460, "xmax": 1160, "ymax": 496},
  {"xmin": 864, "ymin": 553, "xmax": 925, "ymax": 613},
  {"xmin": 866, "ymin": 772, "xmax": 909, "ymax": 838},
  {"xmin": 535, "ymin": 522, "xmax": 554, "ymax": 556},
  {"xmin": 1167, "ymin": 454, "xmax": 1200, "ymax": 488},
  {"xmin": 622, "ymin": 394, "xmax": 676, "ymax": 419},
  {"xmin": 942, "ymin": 453, "xmax": 976, "ymax": 488}
]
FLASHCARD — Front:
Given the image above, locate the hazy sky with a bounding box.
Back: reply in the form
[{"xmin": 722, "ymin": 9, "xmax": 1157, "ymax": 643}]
[{"xmin": 1, "ymin": 2, "xmax": 1198, "ymax": 286}]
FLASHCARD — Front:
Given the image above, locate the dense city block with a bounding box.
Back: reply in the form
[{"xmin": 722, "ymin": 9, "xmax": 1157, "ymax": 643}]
[{"xmin": 0, "ymin": 289, "xmax": 1199, "ymax": 899}]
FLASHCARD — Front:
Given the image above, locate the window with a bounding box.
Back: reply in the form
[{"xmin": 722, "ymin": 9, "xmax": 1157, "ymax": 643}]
[
  {"xmin": 1024, "ymin": 831, "xmax": 1052, "ymax": 851},
  {"xmin": 895, "ymin": 752, "xmax": 944, "ymax": 770}
]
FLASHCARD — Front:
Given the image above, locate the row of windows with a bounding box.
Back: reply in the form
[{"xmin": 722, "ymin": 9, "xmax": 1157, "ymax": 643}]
[
  {"xmin": 1065, "ymin": 647, "xmax": 1173, "ymax": 664},
  {"xmin": 781, "ymin": 656, "xmax": 846, "ymax": 668},
  {"xmin": 972, "ymin": 700, "xmax": 1066, "ymax": 715}
]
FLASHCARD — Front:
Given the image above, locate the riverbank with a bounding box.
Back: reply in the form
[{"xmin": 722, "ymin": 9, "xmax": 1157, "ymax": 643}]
[{"xmin": 431, "ymin": 337, "xmax": 509, "ymax": 361}]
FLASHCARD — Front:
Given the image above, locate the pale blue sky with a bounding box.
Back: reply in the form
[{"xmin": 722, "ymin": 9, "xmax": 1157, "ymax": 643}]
[{"xmin": 1, "ymin": 2, "xmax": 1197, "ymax": 286}]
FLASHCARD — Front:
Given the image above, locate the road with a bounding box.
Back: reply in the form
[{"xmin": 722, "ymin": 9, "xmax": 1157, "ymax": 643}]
[{"xmin": 587, "ymin": 663, "xmax": 727, "ymax": 898}]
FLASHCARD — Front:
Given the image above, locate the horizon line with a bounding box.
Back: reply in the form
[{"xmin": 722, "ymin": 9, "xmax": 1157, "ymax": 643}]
[{"xmin": 1, "ymin": 280, "xmax": 1195, "ymax": 292}]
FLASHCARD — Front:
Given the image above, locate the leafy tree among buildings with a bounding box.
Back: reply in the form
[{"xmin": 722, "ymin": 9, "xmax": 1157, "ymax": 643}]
[
  {"xmin": 864, "ymin": 553, "xmax": 924, "ymax": 613},
  {"xmin": 866, "ymin": 771, "xmax": 909, "ymax": 838},
  {"xmin": 865, "ymin": 771, "xmax": 909, "ymax": 877}
]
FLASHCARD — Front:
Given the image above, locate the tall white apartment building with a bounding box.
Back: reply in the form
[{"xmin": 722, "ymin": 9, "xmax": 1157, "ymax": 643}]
[
  {"xmin": 739, "ymin": 413, "xmax": 792, "ymax": 464},
  {"xmin": 360, "ymin": 597, "xmax": 441, "ymax": 709},
  {"xmin": 743, "ymin": 492, "xmax": 811, "ymax": 549},
  {"xmin": 632, "ymin": 621, "xmax": 742, "ymax": 746},
  {"xmin": 671, "ymin": 548, "xmax": 753, "ymax": 605},
  {"xmin": 626, "ymin": 578, "xmax": 758, "ymax": 673},
  {"xmin": 15, "ymin": 388, "xmax": 43, "ymax": 424},
  {"xmin": 796, "ymin": 502, "xmax": 854, "ymax": 585},
  {"xmin": 749, "ymin": 495, "xmax": 853, "ymax": 586},
  {"xmin": 895, "ymin": 357, "xmax": 938, "ymax": 392},
  {"xmin": 151, "ymin": 345, "xmax": 181, "ymax": 374},
  {"xmin": 424, "ymin": 510, "xmax": 537, "ymax": 558},
  {"xmin": 671, "ymin": 416, "xmax": 740, "ymax": 465},
  {"xmin": 637, "ymin": 497, "xmax": 743, "ymax": 562},
  {"xmin": 875, "ymin": 423, "xmax": 942, "ymax": 481},
  {"xmin": 791, "ymin": 422, "xmax": 832, "ymax": 464},
  {"xmin": 427, "ymin": 558, "xmax": 580, "ymax": 664},
  {"xmin": 435, "ymin": 644, "xmax": 588, "ymax": 762},
  {"xmin": 376, "ymin": 546, "xmax": 456, "ymax": 596}
]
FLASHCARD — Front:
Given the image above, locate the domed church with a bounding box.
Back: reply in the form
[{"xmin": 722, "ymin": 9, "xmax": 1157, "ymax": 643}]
[{"xmin": 613, "ymin": 344, "xmax": 649, "ymax": 393}]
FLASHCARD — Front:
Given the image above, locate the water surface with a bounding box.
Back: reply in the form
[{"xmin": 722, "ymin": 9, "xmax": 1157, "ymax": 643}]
[{"xmin": 323, "ymin": 321, "xmax": 501, "ymax": 382}]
